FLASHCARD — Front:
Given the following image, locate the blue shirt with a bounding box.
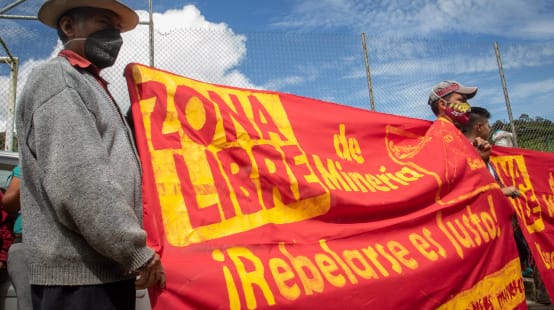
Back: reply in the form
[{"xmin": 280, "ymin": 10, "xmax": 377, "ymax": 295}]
[{"xmin": 6, "ymin": 165, "xmax": 21, "ymax": 234}]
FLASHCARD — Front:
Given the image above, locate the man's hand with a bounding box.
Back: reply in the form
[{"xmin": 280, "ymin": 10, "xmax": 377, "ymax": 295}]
[
  {"xmin": 501, "ymin": 186, "xmax": 521, "ymax": 198},
  {"xmin": 135, "ymin": 253, "xmax": 165, "ymax": 290},
  {"xmin": 472, "ymin": 137, "xmax": 492, "ymax": 161}
]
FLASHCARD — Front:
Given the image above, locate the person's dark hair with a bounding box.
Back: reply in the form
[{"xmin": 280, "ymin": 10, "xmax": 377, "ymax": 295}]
[
  {"xmin": 430, "ymin": 93, "xmax": 454, "ymax": 116},
  {"xmin": 461, "ymin": 106, "xmax": 490, "ymax": 134},
  {"xmin": 491, "ymin": 121, "xmax": 502, "ymax": 132},
  {"xmin": 56, "ymin": 7, "xmax": 95, "ymax": 43},
  {"xmin": 469, "ymin": 106, "xmax": 490, "ymax": 119}
]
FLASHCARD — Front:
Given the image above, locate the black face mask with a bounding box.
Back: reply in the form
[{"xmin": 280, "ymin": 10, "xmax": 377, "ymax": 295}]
[{"xmin": 83, "ymin": 28, "xmax": 123, "ymax": 69}]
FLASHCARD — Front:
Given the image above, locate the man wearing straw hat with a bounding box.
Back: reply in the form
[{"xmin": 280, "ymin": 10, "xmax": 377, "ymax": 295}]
[{"xmin": 15, "ymin": 1, "xmax": 164, "ymax": 309}]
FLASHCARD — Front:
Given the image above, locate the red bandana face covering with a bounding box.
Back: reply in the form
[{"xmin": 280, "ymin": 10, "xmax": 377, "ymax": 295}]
[
  {"xmin": 444, "ymin": 101, "xmax": 471, "ymax": 124},
  {"xmin": 431, "ymin": 88, "xmax": 471, "ymax": 125}
]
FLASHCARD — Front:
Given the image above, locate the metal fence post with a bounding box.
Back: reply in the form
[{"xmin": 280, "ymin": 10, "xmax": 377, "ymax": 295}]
[
  {"xmin": 1, "ymin": 36, "xmax": 18, "ymax": 151},
  {"xmin": 148, "ymin": 0, "xmax": 154, "ymax": 67},
  {"xmin": 494, "ymin": 41, "xmax": 519, "ymax": 147},
  {"xmin": 361, "ymin": 33, "xmax": 375, "ymax": 111},
  {"xmin": 5, "ymin": 57, "xmax": 18, "ymax": 151}
]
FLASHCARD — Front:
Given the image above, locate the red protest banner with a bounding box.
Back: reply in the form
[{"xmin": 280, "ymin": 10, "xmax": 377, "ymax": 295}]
[
  {"xmin": 125, "ymin": 63, "xmax": 528, "ymax": 309},
  {"xmin": 491, "ymin": 146, "xmax": 554, "ymax": 300}
]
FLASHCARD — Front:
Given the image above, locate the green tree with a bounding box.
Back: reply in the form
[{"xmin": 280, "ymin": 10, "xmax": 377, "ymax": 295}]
[{"xmin": 493, "ymin": 116, "xmax": 554, "ymax": 152}]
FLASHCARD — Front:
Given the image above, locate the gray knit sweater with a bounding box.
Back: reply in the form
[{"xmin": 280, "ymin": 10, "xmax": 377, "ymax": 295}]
[{"xmin": 16, "ymin": 56, "xmax": 154, "ymax": 285}]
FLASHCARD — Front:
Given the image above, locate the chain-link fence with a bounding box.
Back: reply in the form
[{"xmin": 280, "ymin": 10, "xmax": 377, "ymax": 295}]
[
  {"xmin": 1, "ymin": 9, "xmax": 553, "ymax": 153},
  {"xmin": 0, "ymin": 49, "xmax": 17, "ymax": 152}
]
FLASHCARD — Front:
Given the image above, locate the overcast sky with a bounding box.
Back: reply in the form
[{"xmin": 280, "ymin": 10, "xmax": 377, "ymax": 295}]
[{"xmin": 1, "ymin": 0, "xmax": 553, "ymax": 129}]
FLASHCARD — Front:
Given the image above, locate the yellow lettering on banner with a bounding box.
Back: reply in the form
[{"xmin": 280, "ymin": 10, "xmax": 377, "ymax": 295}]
[
  {"xmin": 268, "ymin": 258, "xmax": 300, "ymax": 301},
  {"xmin": 409, "ymin": 229, "xmax": 447, "ymax": 261},
  {"xmin": 312, "ymin": 155, "xmax": 352, "ymax": 191},
  {"xmin": 133, "ymin": 66, "xmax": 439, "ymax": 248},
  {"xmin": 534, "ymin": 242, "xmax": 553, "ymax": 270},
  {"xmin": 542, "ymin": 193, "xmax": 554, "ymax": 217},
  {"xmin": 545, "ymin": 172, "xmax": 554, "ymax": 217},
  {"xmin": 387, "ymin": 241, "xmax": 418, "ymax": 270},
  {"xmin": 437, "ymin": 195, "xmax": 500, "ymax": 259},
  {"xmin": 462, "ymin": 210, "xmax": 482, "ymax": 246},
  {"xmin": 212, "ymin": 234, "xmax": 468, "ymax": 308},
  {"xmin": 467, "ymin": 157, "xmax": 486, "ymax": 170},
  {"xmin": 437, "ymin": 259, "xmax": 525, "ymax": 309},
  {"xmin": 226, "ymin": 247, "xmax": 276, "ymax": 309},
  {"xmin": 319, "ymin": 240, "xmax": 358, "ymax": 285},
  {"xmin": 311, "ymin": 154, "xmax": 425, "ymax": 193},
  {"xmin": 214, "ymin": 239, "xmax": 425, "ymax": 308},
  {"xmin": 361, "ymin": 244, "xmax": 401, "ymax": 275},
  {"xmin": 482, "ymin": 196, "xmax": 501, "ymax": 238},
  {"xmin": 341, "ymin": 249, "xmax": 380, "ymax": 280},
  {"xmin": 379, "ymin": 166, "xmax": 409, "ymax": 187},
  {"xmin": 333, "ymin": 124, "xmax": 364, "ymax": 164},
  {"xmin": 468, "ymin": 206, "xmax": 490, "ymax": 243},
  {"xmin": 336, "ymin": 162, "xmax": 360, "ymax": 191},
  {"xmin": 212, "ymin": 250, "xmax": 241, "ymax": 310},
  {"xmin": 396, "ymin": 167, "xmax": 426, "ymax": 182},
  {"xmin": 437, "ymin": 211, "xmax": 463, "ymax": 259},
  {"xmin": 410, "ymin": 233, "xmax": 436, "ymax": 260},
  {"xmin": 279, "ymin": 243, "xmax": 325, "ymax": 295},
  {"xmin": 490, "ymin": 155, "xmax": 545, "ymax": 233},
  {"xmin": 211, "ymin": 232, "xmax": 531, "ymax": 309},
  {"xmin": 423, "ymin": 227, "xmax": 447, "ymax": 258},
  {"xmin": 364, "ymin": 174, "xmax": 389, "ymax": 192},
  {"xmin": 447, "ymin": 219, "xmax": 475, "ymax": 249},
  {"xmin": 314, "ymin": 253, "xmax": 347, "ymax": 288},
  {"xmin": 133, "ymin": 66, "xmax": 332, "ymax": 247}
]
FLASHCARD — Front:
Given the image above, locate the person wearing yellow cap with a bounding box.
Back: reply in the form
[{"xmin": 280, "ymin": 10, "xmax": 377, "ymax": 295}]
[{"xmin": 16, "ymin": 1, "xmax": 164, "ymax": 309}]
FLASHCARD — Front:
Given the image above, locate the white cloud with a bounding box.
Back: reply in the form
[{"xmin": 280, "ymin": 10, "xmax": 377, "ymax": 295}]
[
  {"xmin": 496, "ymin": 80, "xmax": 554, "ymax": 121},
  {"xmin": 508, "ymin": 78, "xmax": 554, "ymax": 120},
  {"xmin": 1, "ymin": 4, "xmax": 255, "ymax": 133},
  {"xmin": 273, "ymin": 0, "xmax": 554, "ymax": 40},
  {"xmin": 266, "ymin": 0, "xmax": 554, "ymax": 119},
  {"xmin": 510, "ymin": 78, "xmax": 554, "ymax": 97},
  {"xmin": 103, "ymin": 4, "xmax": 254, "ymax": 111},
  {"xmin": 0, "ymin": 53, "xmax": 57, "ymax": 132},
  {"xmin": 2, "ymin": 1, "xmax": 553, "ymax": 132},
  {"xmin": 262, "ymin": 75, "xmax": 307, "ymax": 90},
  {"xmin": 501, "ymin": 41, "xmax": 554, "ymax": 69}
]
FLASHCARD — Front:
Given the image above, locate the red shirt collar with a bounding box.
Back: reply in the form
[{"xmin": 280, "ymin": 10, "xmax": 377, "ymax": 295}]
[
  {"xmin": 58, "ymin": 49, "xmax": 108, "ymax": 86},
  {"xmin": 59, "ymin": 49, "xmax": 103, "ymax": 75}
]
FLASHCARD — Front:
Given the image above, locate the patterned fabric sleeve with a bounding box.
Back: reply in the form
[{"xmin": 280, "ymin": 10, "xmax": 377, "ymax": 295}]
[{"xmin": 0, "ymin": 192, "xmax": 14, "ymax": 263}]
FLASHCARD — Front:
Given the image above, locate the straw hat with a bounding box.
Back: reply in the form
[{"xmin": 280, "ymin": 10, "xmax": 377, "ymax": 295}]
[{"xmin": 38, "ymin": 0, "xmax": 139, "ymax": 32}]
